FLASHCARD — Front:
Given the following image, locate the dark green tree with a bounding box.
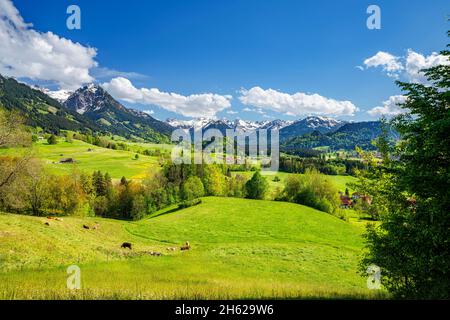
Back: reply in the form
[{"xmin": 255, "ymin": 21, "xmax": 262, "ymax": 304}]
[
  {"xmin": 47, "ymin": 134, "xmax": 58, "ymax": 145},
  {"xmin": 362, "ymin": 38, "xmax": 450, "ymax": 299},
  {"xmin": 245, "ymin": 171, "xmax": 268, "ymax": 200},
  {"xmin": 120, "ymin": 176, "xmax": 128, "ymax": 186}
]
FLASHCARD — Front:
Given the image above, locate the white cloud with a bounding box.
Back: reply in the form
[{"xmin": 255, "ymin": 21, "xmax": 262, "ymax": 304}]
[
  {"xmin": 363, "ymin": 50, "xmax": 449, "ymax": 83},
  {"xmin": 226, "ymin": 110, "xmax": 238, "ymax": 115},
  {"xmin": 405, "ymin": 49, "xmax": 449, "ymax": 83},
  {"xmin": 239, "ymin": 87, "xmax": 358, "ymax": 116},
  {"xmin": 0, "ymin": 0, "xmax": 98, "ymax": 90},
  {"xmin": 368, "ymin": 95, "xmax": 408, "ymax": 117},
  {"xmin": 102, "ymin": 77, "xmax": 232, "ymax": 118},
  {"xmin": 364, "ymin": 51, "xmax": 403, "ymax": 77},
  {"xmin": 91, "ymin": 67, "xmax": 148, "ymax": 81},
  {"xmin": 242, "ymin": 107, "xmax": 267, "ymax": 115}
]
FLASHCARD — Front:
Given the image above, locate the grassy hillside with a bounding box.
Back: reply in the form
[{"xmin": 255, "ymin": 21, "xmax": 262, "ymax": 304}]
[
  {"xmin": 0, "ymin": 139, "xmax": 161, "ymax": 179},
  {"xmin": 0, "ymin": 197, "xmax": 383, "ymax": 299}
]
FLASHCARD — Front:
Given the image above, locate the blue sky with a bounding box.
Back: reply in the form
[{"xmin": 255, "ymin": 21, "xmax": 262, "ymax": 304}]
[{"xmin": 5, "ymin": 0, "xmax": 450, "ymax": 121}]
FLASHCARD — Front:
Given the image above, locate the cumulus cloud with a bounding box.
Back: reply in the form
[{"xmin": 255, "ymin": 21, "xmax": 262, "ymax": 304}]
[
  {"xmin": 239, "ymin": 87, "xmax": 358, "ymax": 116},
  {"xmin": 364, "ymin": 51, "xmax": 403, "ymax": 76},
  {"xmin": 102, "ymin": 77, "xmax": 232, "ymax": 118},
  {"xmin": 0, "ymin": 0, "xmax": 97, "ymax": 90},
  {"xmin": 368, "ymin": 95, "xmax": 408, "ymax": 117},
  {"xmin": 363, "ymin": 50, "xmax": 449, "ymax": 83},
  {"xmin": 405, "ymin": 49, "xmax": 449, "ymax": 83}
]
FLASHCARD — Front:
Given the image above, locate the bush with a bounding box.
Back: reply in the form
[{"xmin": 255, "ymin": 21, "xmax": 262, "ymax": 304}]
[
  {"xmin": 284, "ymin": 169, "xmax": 340, "ymax": 214},
  {"xmin": 181, "ymin": 176, "xmax": 205, "ymax": 201}
]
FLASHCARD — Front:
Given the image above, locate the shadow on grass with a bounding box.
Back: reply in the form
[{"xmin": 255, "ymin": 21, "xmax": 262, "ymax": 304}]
[{"xmin": 148, "ymin": 207, "xmax": 183, "ymax": 220}]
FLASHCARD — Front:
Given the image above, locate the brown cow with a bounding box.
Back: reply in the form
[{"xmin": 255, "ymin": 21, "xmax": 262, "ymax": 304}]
[{"xmin": 180, "ymin": 241, "xmax": 191, "ymax": 251}]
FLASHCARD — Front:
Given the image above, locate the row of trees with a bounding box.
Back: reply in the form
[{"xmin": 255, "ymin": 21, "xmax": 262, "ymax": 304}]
[{"xmin": 279, "ymin": 155, "xmax": 367, "ymax": 176}]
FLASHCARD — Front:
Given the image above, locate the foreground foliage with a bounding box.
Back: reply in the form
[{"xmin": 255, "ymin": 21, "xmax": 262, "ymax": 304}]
[{"xmin": 361, "ymin": 40, "xmax": 450, "ymax": 299}]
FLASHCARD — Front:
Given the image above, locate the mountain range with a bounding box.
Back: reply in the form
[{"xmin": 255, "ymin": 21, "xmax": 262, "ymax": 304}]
[
  {"xmin": 0, "ymin": 73, "xmax": 390, "ymax": 152},
  {"xmin": 0, "ymin": 75, "xmax": 172, "ymax": 143},
  {"xmin": 166, "ymin": 118, "xmax": 294, "ymax": 133},
  {"xmin": 281, "ymin": 121, "xmax": 399, "ymax": 153},
  {"xmin": 167, "ymin": 116, "xmax": 347, "ymax": 141}
]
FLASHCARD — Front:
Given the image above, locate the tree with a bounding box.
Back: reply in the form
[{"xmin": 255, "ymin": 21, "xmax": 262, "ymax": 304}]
[
  {"xmin": 361, "ymin": 38, "xmax": 450, "ymax": 299},
  {"xmin": 0, "ymin": 110, "xmax": 33, "ymax": 194},
  {"xmin": 65, "ymin": 132, "xmax": 74, "ymax": 143},
  {"xmin": 245, "ymin": 171, "xmax": 268, "ymax": 200},
  {"xmin": 227, "ymin": 174, "xmax": 248, "ymax": 198},
  {"xmin": 131, "ymin": 194, "xmax": 146, "ymax": 221},
  {"xmin": 202, "ymin": 165, "xmax": 226, "ymax": 196},
  {"xmin": 23, "ymin": 161, "xmax": 49, "ymax": 216},
  {"xmin": 0, "ymin": 109, "xmax": 30, "ymax": 147},
  {"xmin": 47, "ymin": 134, "xmax": 58, "ymax": 145},
  {"xmin": 120, "ymin": 176, "xmax": 128, "ymax": 186},
  {"xmin": 92, "ymin": 171, "xmax": 112, "ymax": 197},
  {"xmin": 181, "ymin": 176, "xmax": 205, "ymax": 201}
]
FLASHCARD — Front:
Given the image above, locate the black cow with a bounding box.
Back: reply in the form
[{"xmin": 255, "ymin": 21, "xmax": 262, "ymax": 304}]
[{"xmin": 121, "ymin": 242, "xmax": 132, "ymax": 250}]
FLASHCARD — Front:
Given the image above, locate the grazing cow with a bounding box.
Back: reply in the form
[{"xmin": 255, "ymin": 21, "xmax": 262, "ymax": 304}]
[
  {"xmin": 149, "ymin": 251, "xmax": 162, "ymax": 257},
  {"xmin": 44, "ymin": 222, "xmax": 50, "ymax": 226},
  {"xmin": 83, "ymin": 225, "xmax": 90, "ymax": 230},
  {"xmin": 166, "ymin": 247, "xmax": 177, "ymax": 252},
  {"xmin": 180, "ymin": 241, "xmax": 191, "ymax": 251},
  {"xmin": 121, "ymin": 242, "xmax": 132, "ymax": 250},
  {"xmin": 92, "ymin": 223, "xmax": 100, "ymax": 230}
]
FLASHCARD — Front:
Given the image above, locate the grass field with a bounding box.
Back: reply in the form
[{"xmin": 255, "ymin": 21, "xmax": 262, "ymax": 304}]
[
  {"xmin": 0, "ymin": 197, "xmax": 384, "ymax": 300},
  {"xmin": 0, "ymin": 139, "xmax": 162, "ymax": 179},
  {"xmin": 0, "ymin": 140, "xmax": 358, "ymax": 190}
]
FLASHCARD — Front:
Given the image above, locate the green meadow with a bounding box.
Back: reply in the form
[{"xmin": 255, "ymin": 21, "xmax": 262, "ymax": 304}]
[
  {"xmin": 0, "ymin": 140, "xmax": 162, "ymax": 179},
  {"xmin": 0, "ymin": 140, "xmax": 357, "ymax": 192},
  {"xmin": 0, "ymin": 197, "xmax": 384, "ymax": 300}
]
